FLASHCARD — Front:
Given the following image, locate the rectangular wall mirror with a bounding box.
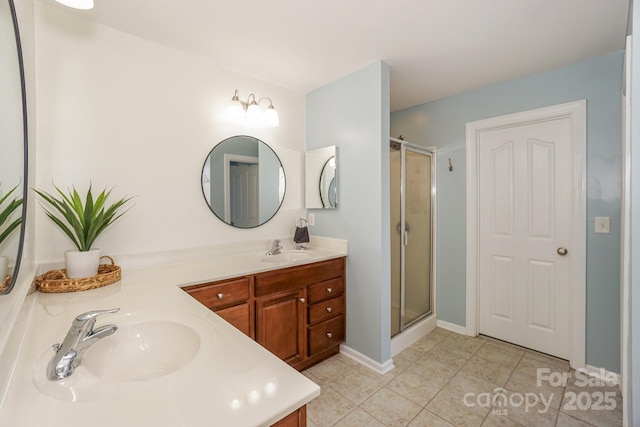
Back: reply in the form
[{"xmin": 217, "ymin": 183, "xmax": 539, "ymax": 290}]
[{"xmin": 305, "ymin": 146, "xmax": 337, "ymax": 209}]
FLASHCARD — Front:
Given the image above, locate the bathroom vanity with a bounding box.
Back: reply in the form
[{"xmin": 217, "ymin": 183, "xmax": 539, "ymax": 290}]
[
  {"xmin": 183, "ymin": 257, "xmax": 346, "ymax": 371},
  {"xmin": 0, "ymin": 241, "xmax": 347, "ymax": 427}
]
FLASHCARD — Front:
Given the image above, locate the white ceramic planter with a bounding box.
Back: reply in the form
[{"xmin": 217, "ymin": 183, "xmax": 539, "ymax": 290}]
[
  {"xmin": 65, "ymin": 249, "xmax": 101, "ymax": 278},
  {"xmin": 0, "ymin": 256, "xmax": 8, "ymax": 280}
]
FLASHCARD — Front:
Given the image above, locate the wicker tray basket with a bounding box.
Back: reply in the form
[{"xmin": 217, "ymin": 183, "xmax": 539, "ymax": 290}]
[
  {"xmin": 36, "ymin": 256, "xmax": 121, "ymax": 293},
  {"xmin": 0, "ymin": 275, "xmax": 11, "ymax": 293}
]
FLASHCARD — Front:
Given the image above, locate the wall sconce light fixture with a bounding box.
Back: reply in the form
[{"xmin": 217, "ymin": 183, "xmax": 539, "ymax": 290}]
[
  {"xmin": 228, "ymin": 89, "xmax": 279, "ymax": 127},
  {"xmin": 53, "ymin": 0, "xmax": 94, "ymax": 9}
]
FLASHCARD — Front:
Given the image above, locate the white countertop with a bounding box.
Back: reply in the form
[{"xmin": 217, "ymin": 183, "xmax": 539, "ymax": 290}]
[{"xmin": 0, "ymin": 241, "xmax": 347, "ymax": 427}]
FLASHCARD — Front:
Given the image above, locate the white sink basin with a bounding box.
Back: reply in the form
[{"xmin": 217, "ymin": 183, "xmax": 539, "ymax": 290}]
[
  {"xmin": 261, "ymin": 250, "xmax": 312, "ymax": 263},
  {"xmin": 33, "ymin": 312, "xmax": 214, "ymax": 402},
  {"xmin": 82, "ymin": 319, "xmax": 200, "ymax": 383}
]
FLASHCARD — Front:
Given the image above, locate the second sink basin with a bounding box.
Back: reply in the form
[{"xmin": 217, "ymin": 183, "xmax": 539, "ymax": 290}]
[
  {"xmin": 261, "ymin": 250, "xmax": 312, "ymax": 264},
  {"xmin": 82, "ymin": 319, "xmax": 201, "ymax": 383}
]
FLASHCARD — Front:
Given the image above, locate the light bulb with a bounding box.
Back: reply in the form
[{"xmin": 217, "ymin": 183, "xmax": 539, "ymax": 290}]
[
  {"xmin": 227, "ymin": 91, "xmax": 244, "ymax": 120},
  {"xmin": 264, "ymin": 105, "xmax": 279, "ymax": 127},
  {"xmin": 246, "ymin": 102, "xmax": 261, "ymax": 125}
]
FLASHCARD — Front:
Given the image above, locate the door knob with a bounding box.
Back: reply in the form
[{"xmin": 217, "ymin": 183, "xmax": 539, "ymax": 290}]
[{"xmin": 557, "ymin": 247, "xmax": 568, "ymax": 256}]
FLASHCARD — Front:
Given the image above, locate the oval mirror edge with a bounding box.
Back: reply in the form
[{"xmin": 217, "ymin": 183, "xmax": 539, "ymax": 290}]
[
  {"xmin": 1, "ymin": 0, "xmax": 29, "ymax": 295},
  {"xmin": 305, "ymin": 145, "xmax": 337, "ymax": 210}
]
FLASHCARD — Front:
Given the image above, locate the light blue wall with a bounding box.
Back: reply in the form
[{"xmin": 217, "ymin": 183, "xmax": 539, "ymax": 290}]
[
  {"xmin": 391, "ymin": 51, "xmax": 624, "ymax": 372},
  {"xmin": 306, "ymin": 62, "xmax": 392, "ymax": 364}
]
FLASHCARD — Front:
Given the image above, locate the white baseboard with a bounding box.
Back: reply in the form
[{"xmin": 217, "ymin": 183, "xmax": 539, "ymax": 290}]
[
  {"xmin": 340, "ymin": 344, "xmax": 395, "ymax": 375},
  {"xmin": 391, "ymin": 314, "xmax": 437, "ymax": 356},
  {"xmin": 436, "ymin": 319, "xmax": 468, "ymax": 335},
  {"xmin": 583, "ymin": 364, "xmax": 620, "ymax": 387}
]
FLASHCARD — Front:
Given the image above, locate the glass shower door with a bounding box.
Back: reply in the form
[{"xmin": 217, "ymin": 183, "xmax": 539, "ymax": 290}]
[
  {"xmin": 403, "ymin": 149, "xmax": 432, "ymax": 326},
  {"xmin": 390, "ymin": 141, "xmax": 433, "ymax": 337},
  {"xmin": 390, "ymin": 145, "xmax": 402, "ymax": 336}
]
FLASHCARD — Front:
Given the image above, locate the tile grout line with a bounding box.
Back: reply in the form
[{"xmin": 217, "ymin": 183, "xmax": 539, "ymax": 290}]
[{"xmin": 308, "ymin": 329, "xmax": 606, "ymax": 427}]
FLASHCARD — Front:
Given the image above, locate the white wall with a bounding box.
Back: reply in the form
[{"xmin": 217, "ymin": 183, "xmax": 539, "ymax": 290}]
[{"xmin": 34, "ymin": 3, "xmax": 306, "ymax": 263}]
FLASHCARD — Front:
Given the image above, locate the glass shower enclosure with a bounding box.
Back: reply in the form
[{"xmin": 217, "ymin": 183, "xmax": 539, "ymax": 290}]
[{"xmin": 390, "ymin": 138, "xmax": 434, "ymax": 337}]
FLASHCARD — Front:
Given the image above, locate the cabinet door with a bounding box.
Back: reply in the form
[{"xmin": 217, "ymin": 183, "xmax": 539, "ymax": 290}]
[
  {"xmin": 256, "ymin": 289, "xmax": 306, "ymax": 365},
  {"xmin": 216, "ymin": 303, "xmax": 251, "ymax": 336}
]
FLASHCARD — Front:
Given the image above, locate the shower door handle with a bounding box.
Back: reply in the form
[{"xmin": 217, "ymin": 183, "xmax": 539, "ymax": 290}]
[{"xmin": 403, "ymin": 230, "xmax": 408, "ymax": 246}]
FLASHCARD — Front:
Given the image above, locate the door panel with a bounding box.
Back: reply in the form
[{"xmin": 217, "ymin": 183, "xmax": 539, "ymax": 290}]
[
  {"xmin": 478, "ymin": 117, "xmax": 572, "ymax": 359},
  {"xmin": 490, "ymin": 255, "xmax": 514, "ymax": 321},
  {"xmin": 255, "ymin": 290, "xmax": 305, "ymax": 365}
]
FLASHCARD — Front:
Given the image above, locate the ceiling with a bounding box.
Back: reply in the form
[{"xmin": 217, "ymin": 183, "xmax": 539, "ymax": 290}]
[{"xmin": 47, "ymin": 0, "xmax": 630, "ymax": 112}]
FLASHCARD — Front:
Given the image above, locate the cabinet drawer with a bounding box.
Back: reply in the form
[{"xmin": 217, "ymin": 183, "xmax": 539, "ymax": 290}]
[
  {"xmin": 308, "ymin": 315, "xmax": 345, "ymax": 355},
  {"xmin": 308, "ymin": 295, "xmax": 345, "ymax": 325},
  {"xmin": 307, "ymin": 278, "xmax": 344, "ymax": 304},
  {"xmin": 255, "ymin": 257, "xmax": 345, "ymax": 297},
  {"xmin": 216, "ymin": 303, "xmax": 250, "ymax": 336},
  {"xmin": 184, "ymin": 278, "xmax": 250, "ymax": 310}
]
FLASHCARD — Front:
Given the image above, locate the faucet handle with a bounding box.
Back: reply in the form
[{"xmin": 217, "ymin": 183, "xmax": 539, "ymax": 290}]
[{"xmin": 73, "ymin": 308, "xmax": 120, "ymax": 326}]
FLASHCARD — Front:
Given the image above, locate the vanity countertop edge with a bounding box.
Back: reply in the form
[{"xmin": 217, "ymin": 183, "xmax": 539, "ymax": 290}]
[{"xmin": 0, "ymin": 244, "xmax": 347, "ymax": 427}]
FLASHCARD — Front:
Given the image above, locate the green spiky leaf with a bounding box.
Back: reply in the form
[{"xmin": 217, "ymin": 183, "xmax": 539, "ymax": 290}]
[
  {"xmin": 34, "ymin": 183, "xmax": 132, "ymax": 251},
  {"xmin": 0, "ymin": 184, "xmax": 23, "ymax": 247}
]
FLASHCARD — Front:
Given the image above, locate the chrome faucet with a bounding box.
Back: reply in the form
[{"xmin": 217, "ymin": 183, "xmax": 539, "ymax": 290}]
[
  {"xmin": 47, "ymin": 308, "xmax": 119, "ymax": 381},
  {"xmin": 266, "ymin": 239, "xmax": 283, "ymax": 256}
]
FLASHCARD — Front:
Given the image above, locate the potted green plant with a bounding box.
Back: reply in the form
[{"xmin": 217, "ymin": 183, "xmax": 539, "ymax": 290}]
[
  {"xmin": 35, "ymin": 184, "xmax": 132, "ymax": 278},
  {"xmin": 0, "ymin": 184, "xmax": 23, "ymax": 280}
]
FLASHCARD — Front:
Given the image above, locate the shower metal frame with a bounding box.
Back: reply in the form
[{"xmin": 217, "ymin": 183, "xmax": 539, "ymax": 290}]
[{"xmin": 390, "ymin": 137, "xmax": 436, "ymax": 335}]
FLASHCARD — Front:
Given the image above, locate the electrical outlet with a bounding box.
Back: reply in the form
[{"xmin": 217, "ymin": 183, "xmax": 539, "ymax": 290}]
[
  {"xmin": 595, "ymin": 216, "xmax": 610, "ymax": 234},
  {"xmin": 308, "ymin": 213, "xmax": 315, "ymax": 226}
]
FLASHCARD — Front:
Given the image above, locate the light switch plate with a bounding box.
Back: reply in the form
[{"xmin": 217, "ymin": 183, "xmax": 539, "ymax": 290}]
[
  {"xmin": 595, "ymin": 216, "xmax": 610, "ymax": 234},
  {"xmin": 308, "ymin": 213, "xmax": 315, "ymax": 226}
]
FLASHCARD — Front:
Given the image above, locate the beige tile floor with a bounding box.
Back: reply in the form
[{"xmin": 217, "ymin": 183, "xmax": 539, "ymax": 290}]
[{"xmin": 303, "ymin": 328, "xmax": 622, "ymax": 427}]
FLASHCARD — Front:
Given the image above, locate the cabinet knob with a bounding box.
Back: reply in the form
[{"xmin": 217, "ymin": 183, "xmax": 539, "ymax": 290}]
[
  {"xmin": 326, "ymin": 307, "xmax": 333, "ymax": 313},
  {"xmin": 326, "ymin": 287, "xmax": 333, "ymax": 293},
  {"xmin": 217, "ymin": 293, "xmax": 224, "ymax": 300},
  {"xmin": 299, "ymin": 298, "xmax": 305, "ymax": 303},
  {"xmin": 326, "ymin": 332, "xmax": 333, "ymax": 338}
]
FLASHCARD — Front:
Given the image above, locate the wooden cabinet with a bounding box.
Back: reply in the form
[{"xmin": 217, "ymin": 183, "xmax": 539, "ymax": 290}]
[
  {"xmin": 183, "ymin": 276, "xmax": 253, "ymax": 337},
  {"xmin": 255, "ymin": 288, "xmax": 306, "ymax": 366},
  {"xmin": 305, "ymin": 275, "xmax": 346, "ymax": 366},
  {"xmin": 255, "ymin": 257, "xmax": 346, "ymax": 370},
  {"xmin": 184, "ymin": 257, "xmax": 346, "ymax": 371}
]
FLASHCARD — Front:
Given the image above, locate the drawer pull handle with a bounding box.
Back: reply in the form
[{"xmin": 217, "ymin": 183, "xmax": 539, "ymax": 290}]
[
  {"xmin": 326, "ymin": 287, "xmax": 333, "ymax": 293},
  {"xmin": 326, "ymin": 307, "xmax": 333, "ymax": 313},
  {"xmin": 326, "ymin": 332, "xmax": 333, "ymax": 338},
  {"xmin": 300, "ymin": 298, "xmax": 305, "ymax": 303},
  {"xmin": 217, "ymin": 293, "xmax": 224, "ymax": 300}
]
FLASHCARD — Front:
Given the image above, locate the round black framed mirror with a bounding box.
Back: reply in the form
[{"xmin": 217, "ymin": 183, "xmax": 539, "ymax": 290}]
[
  {"xmin": 0, "ymin": 0, "xmax": 28, "ymax": 295},
  {"xmin": 201, "ymin": 135, "xmax": 285, "ymax": 228}
]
